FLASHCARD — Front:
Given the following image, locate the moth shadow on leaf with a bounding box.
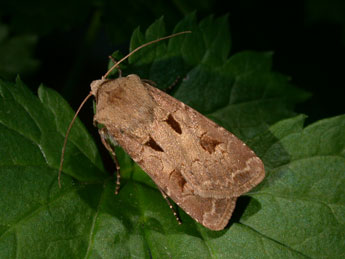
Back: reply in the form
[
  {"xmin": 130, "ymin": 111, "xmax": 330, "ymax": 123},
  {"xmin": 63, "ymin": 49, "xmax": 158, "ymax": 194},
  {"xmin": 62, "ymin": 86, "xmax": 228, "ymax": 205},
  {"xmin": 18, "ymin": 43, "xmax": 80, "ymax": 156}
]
[{"xmin": 230, "ymin": 196, "xmax": 261, "ymax": 223}]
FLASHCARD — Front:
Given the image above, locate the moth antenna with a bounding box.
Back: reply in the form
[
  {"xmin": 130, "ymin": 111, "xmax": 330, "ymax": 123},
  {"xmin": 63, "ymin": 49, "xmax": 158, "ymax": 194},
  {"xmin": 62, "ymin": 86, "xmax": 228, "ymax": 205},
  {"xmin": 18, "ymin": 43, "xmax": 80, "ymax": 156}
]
[
  {"xmin": 58, "ymin": 92, "xmax": 93, "ymax": 188},
  {"xmin": 108, "ymin": 56, "xmax": 122, "ymax": 77},
  {"xmin": 103, "ymin": 30, "xmax": 192, "ymax": 79}
]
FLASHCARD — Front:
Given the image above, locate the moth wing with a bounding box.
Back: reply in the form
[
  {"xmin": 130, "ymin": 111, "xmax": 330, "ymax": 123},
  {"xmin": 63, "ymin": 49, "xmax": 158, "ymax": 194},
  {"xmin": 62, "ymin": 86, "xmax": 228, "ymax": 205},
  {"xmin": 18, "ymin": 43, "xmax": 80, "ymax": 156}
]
[
  {"xmin": 94, "ymin": 75, "xmax": 264, "ymax": 230},
  {"xmin": 165, "ymin": 168, "xmax": 238, "ymax": 230},
  {"xmin": 145, "ymin": 83, "xmax": 265, "ymax": 198},
  {"xmin": 182, "ymin": 195, "xmax": 237, "ymax": 230}
]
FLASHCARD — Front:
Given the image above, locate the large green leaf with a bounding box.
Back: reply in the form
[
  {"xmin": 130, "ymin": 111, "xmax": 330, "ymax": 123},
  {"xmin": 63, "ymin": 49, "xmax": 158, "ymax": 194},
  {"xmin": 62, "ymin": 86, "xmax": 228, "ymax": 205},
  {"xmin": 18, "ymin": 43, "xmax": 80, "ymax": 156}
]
[{"xmin": 1, "ymin": 16, "xmax": 344, "ymax": 258}]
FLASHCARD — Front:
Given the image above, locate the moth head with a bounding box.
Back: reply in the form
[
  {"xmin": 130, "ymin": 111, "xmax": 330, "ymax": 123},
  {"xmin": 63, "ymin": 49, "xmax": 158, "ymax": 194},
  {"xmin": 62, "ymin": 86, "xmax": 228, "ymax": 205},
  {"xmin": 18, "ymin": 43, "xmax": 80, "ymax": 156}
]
[{"xmin": 90, "ymin": 79, "xmax": 105, "ymax": 97}]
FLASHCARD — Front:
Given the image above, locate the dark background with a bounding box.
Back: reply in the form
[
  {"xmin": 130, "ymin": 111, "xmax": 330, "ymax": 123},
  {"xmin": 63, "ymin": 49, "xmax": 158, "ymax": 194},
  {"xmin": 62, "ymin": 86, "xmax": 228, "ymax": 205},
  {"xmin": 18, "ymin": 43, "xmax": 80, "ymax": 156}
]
[{"xmin": 1, "ymin": 0, "xmax": 344, "ymax": 125}]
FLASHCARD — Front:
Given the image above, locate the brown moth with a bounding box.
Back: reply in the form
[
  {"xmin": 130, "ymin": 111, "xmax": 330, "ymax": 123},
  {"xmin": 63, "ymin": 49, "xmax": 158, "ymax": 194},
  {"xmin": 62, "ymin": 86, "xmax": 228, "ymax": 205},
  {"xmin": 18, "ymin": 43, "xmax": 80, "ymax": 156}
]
[{"xmin": 59, "ymin": 31, "xmax": 265, "ymax": 231}]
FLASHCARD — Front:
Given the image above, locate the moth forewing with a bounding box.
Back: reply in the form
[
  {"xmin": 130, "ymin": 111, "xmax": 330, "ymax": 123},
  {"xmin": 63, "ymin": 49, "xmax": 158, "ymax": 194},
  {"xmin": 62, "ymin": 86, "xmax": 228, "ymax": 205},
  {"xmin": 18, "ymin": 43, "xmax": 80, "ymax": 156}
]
[
  {"xmin": 146, "ymin": 85, "xmax": 265, "ymax": 197},
  {"xmin": 92, "ymin": 74, "xmax": 265, "ymax": 230}
]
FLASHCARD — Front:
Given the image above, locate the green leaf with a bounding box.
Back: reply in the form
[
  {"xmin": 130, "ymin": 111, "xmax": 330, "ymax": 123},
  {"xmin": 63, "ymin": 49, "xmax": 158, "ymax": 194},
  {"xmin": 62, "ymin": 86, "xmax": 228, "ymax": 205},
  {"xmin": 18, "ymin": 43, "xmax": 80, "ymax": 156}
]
[
  {"xmin": 1, "ymin": 16, "xmax": 344, "ymax": 258},
  {"xmin": 245, "ymin": 115, "xmax": 345, "ymax": 258},
  {"xmin": 0, "ymin": 78, "xmax": 105, "ymax": 182},
  {"xmin": 129, "ymin": 16, "xmax": 167, "ymax": 66}
]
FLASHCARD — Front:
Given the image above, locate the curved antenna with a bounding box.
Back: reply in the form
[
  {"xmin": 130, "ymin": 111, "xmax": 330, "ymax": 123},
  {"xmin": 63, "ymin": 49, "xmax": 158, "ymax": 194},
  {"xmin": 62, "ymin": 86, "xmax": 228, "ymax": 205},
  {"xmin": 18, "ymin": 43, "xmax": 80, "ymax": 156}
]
[
  {"xmin": 58, "ymin": 92, "xmax": 93, "ymax": 188},
  {"xmin": 103, "ymin": 30, "xmax": 192, "ymax": 79}
]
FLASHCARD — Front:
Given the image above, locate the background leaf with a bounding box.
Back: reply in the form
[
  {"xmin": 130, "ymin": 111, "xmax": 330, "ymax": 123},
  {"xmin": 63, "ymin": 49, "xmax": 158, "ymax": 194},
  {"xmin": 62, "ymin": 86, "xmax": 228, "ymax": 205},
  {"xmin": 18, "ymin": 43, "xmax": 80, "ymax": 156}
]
[
  {"xmin": 128, "ymin": 15, "xmax": 310, "ymax": 141},
  {"xmin": 0, "ymin": 23, "xmax": 39, "ymax": 80},
  {"xmin": 0, "ymin": 13, "xmax": 344, "ymax": 259}
]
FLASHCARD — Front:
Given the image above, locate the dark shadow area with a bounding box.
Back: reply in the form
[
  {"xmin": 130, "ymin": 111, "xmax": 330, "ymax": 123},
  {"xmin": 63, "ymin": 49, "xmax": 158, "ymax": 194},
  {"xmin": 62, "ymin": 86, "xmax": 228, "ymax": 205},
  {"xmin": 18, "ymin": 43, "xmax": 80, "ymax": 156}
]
[{"xmin": 1, "ymin": 1, "xmax": 344, "ymax": 125}]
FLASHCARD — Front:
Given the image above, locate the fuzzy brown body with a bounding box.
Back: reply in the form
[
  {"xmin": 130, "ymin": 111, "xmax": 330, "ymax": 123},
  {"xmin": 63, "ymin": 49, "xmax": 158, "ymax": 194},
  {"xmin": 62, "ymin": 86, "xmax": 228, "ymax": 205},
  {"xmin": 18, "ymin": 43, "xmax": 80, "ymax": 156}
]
[{"xmin": 91, "ymin": 74, "xmax": 265, "ymax": 230}]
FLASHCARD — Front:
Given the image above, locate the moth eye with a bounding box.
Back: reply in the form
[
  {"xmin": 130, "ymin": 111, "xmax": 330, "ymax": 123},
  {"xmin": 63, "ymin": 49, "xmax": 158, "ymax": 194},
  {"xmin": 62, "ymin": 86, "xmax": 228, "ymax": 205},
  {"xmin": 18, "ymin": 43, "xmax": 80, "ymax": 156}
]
[
  {"xmin": 165, "ymin": 114, "xmax": 182, "ymax": 134},
  {"xmin": 145, "ymin": 137, "xmax": 164, "ymax": 152},
  {"xmin": 200, "ymin": 134, "xmax": 221, "ymax": 153}
]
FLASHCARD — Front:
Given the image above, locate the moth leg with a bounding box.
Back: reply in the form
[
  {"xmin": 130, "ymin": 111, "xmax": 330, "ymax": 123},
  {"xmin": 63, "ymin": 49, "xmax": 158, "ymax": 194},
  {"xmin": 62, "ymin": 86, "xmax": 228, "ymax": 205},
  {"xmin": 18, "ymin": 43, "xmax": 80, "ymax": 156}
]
[
  {"xmin": 158, "ymin": 188, "xmax": 182, "ymax": 225},
  {"xmin": 164, "ymin": 76, "xmax": 181, "ymax": 92},
  {"xmin": 141, "ymin": 79, "xmax": 157, "ymax": 87},
  {"xmin": 99, "ymin": 129, "xmax": 121, "ymax": 195},
  {"xmin": 108, "ymin": 56, "xmax": 122, "ymax": 77},
  {"xmin": 141, "ymin": 77, "xmax": 181, "ymax": 92}
]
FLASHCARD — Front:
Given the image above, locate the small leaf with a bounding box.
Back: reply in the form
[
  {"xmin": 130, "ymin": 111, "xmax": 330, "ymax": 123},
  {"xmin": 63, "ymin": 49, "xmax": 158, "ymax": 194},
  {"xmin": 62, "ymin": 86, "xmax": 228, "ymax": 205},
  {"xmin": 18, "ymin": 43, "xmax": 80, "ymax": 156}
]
[{"xmin": 128, "ymin": 17, "xmax": 166, "ymax": 67}]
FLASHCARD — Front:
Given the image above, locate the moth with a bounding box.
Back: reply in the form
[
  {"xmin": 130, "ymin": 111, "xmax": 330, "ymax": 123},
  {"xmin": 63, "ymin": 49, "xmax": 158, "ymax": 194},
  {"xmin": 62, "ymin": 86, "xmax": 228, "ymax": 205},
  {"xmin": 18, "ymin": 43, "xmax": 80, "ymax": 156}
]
[{"xmin": 59, "ymin": 31, "xmax": 265, "ymax": 231}]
